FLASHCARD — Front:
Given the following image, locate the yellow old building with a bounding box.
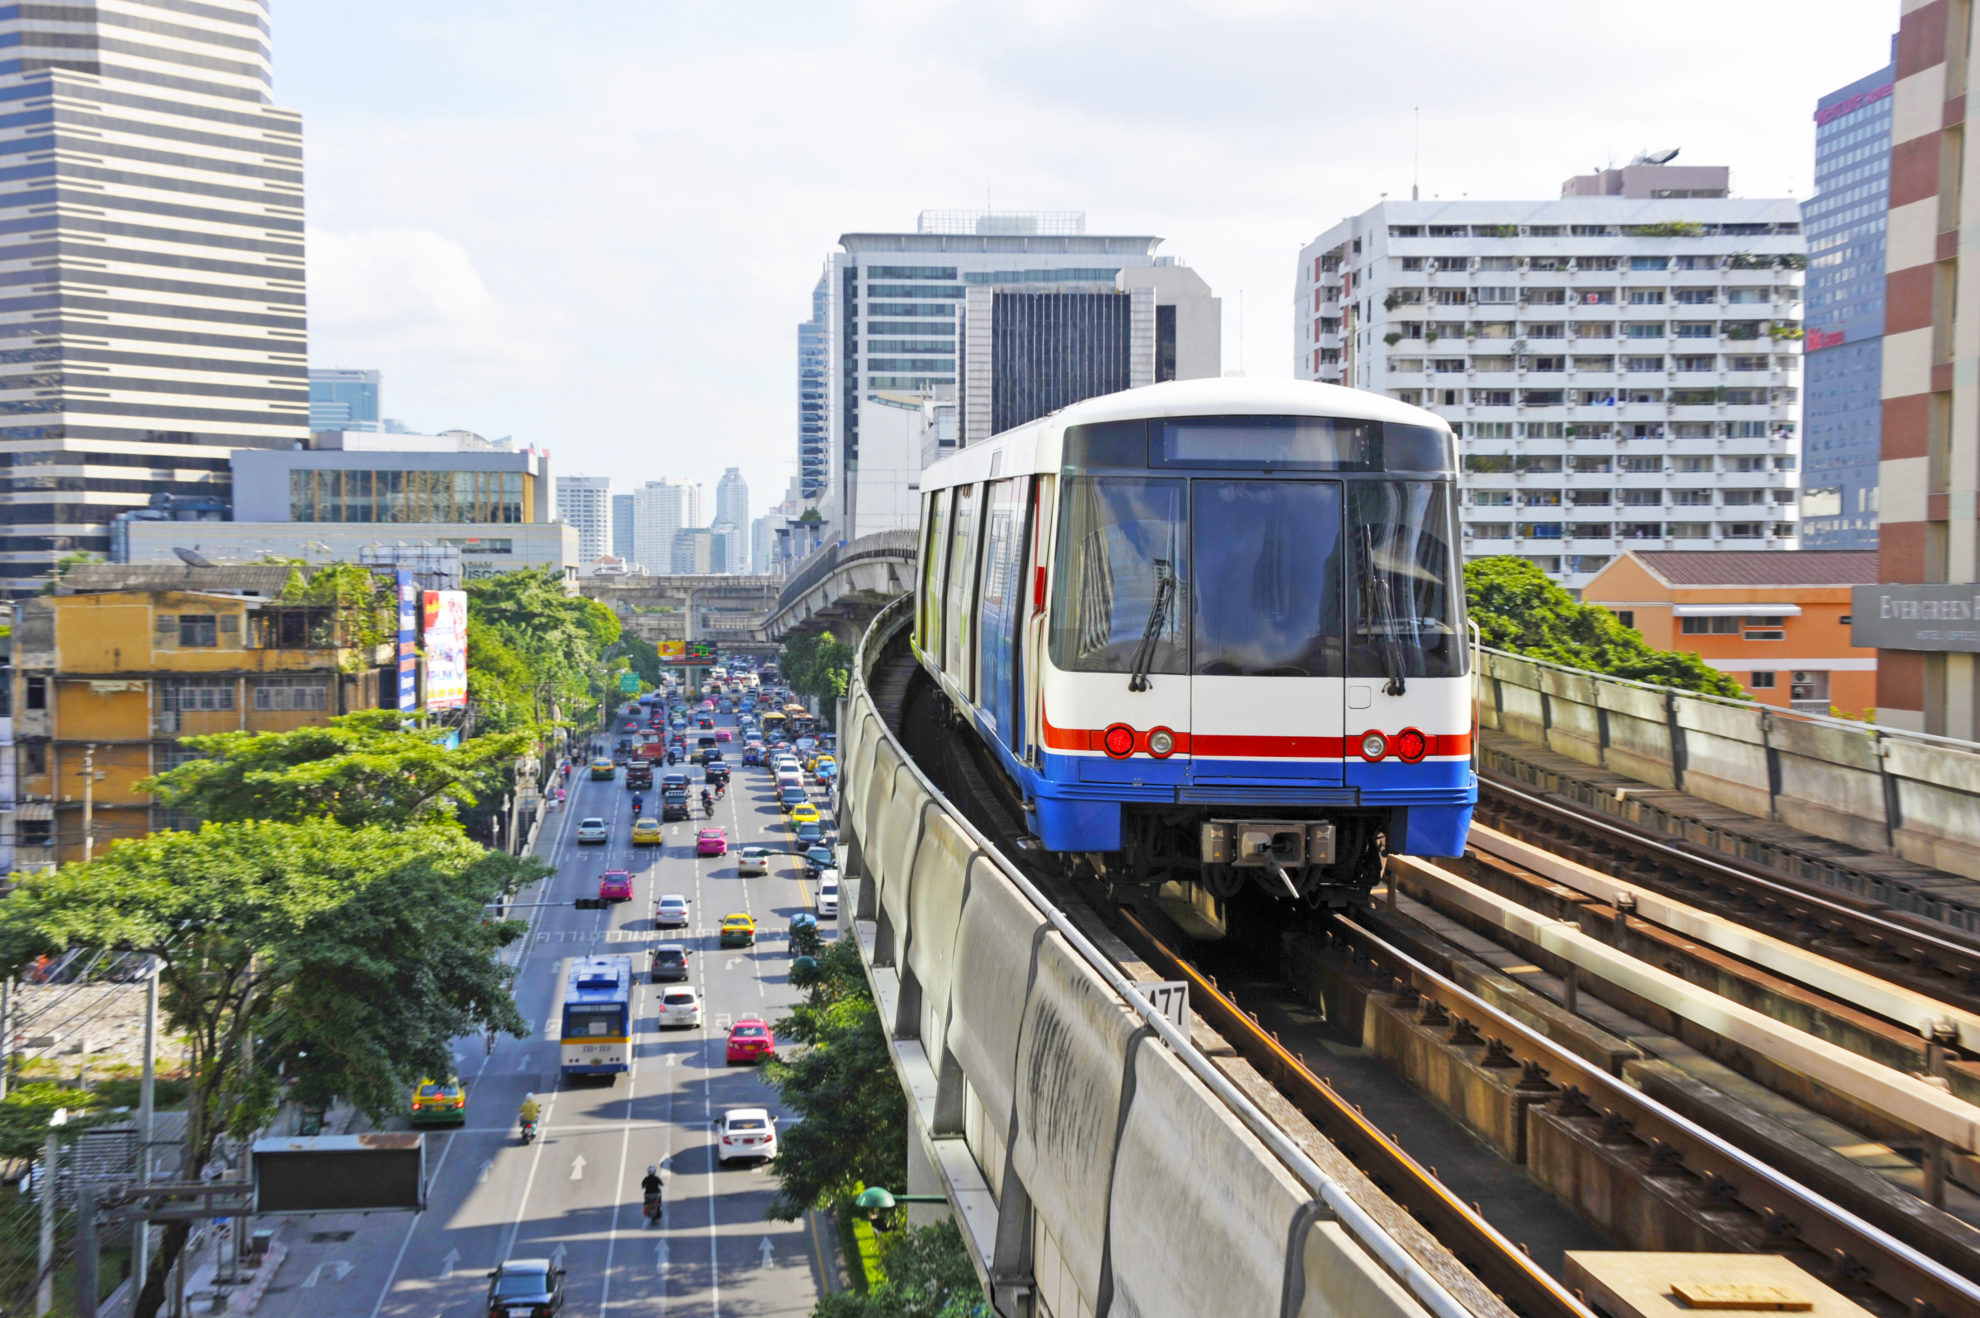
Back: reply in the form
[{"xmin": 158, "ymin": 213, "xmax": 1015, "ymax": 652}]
[{"xmin": 11, "ymin": 564, "xmax": 396, "ymax": 868}]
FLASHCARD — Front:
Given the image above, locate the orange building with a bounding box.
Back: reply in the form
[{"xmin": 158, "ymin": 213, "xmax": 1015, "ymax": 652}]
[{"xmin": 1581, "ymin": 550, "xmax": 1879, "ymax": 716}]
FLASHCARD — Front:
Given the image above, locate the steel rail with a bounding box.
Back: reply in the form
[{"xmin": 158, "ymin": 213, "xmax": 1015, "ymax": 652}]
[
  {"xmin": 1114, "ymin": 908, "xmax": 1586, "ymax": 1318},
  {"xmin": 1331, "ymin": 914, "xmax": 1980, "ymax": 1318}
]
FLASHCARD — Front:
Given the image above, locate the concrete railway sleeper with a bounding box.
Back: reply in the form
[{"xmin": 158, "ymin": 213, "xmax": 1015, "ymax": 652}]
[{"xmin": 1327, "ymin": 916, "xmax": 1980, "ymax": 1318}]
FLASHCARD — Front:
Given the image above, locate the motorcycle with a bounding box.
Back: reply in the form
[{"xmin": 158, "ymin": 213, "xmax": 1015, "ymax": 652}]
[
  {"xmin": 519, "ymin": 1117, "xmax": 538, "ymax": 1145},
  {"xmin": 702, "ymin": 800, "xmax": 716, "ymax": 820},
  {"xmin": 631, "ymin": 794, "xmax": 644, "ymax": 815},
  {"xmin": 643, "ymin": 1191, "xmax": 663, "ymax": 1225},
  {"xmin": 714, "ymin": 784, "xmax": 726, "ymax": 801}
]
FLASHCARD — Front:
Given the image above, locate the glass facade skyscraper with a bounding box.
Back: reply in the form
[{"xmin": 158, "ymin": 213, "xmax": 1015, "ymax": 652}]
[
  {"xmin": 797, "ymin": 274, "xmax": 829, "ymax": 505},
  {"xmin": 0, "ymin": 0, "xmax": 309, "ymax": 595},
  {"xmin": 309, "ymin": 369, "xmax": 382, "ymax": 432},
  {"xmin": 1801, "ymin": 51, "xmax": 1895, "ymax": 549}
]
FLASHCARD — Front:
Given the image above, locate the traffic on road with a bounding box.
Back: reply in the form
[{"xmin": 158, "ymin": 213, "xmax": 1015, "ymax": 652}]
[{"xmin": 261, "ymin": 675, "xmax": 838, "ymax": 1318}]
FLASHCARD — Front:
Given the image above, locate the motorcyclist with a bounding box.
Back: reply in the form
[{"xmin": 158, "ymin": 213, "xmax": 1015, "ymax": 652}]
[
  {"xmin": 632, "ymin": 793, "xmax": 644, "ymax": 815},
  {"xmin": 518, "ymin": 1093, "xmax": 540, "ymax": 1134},
  {"xmin": 641, "ymin": 1165, "xmax": 663, "ymax": 1220},
  {"xmin": 700, "ymin": 787, "xmax": 712, "ymax": 810}
]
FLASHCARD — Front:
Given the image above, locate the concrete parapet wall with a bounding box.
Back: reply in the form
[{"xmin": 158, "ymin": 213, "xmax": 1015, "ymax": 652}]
[{"xmin": 1479, "ymin": 647, "xmax": 1980, "ymax": 893}]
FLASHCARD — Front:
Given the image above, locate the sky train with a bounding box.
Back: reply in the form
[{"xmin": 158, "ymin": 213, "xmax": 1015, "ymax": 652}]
[{"xmin": 910, "ymin": 377, "xmax": 1476, "ymax": 905}]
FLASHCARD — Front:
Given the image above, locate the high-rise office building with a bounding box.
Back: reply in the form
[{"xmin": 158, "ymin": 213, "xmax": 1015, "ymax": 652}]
[
  {"xmin": 1295, "ymin": 158, "xmax": 1805, "ymax": 595},
  {"xmin": 632, "ymin": 478, "xmax": 704, "ymax": 573},
  {"xmin": 558, "ymin": 475, "xmax": 613, "ymax": 562},
  {"xmin": 309, "ymin": 368, "xmax": 382, "ymax": 432},
  {"xmin": 797, "ymin": 276, "xmax": 829, "ymax": 506},
  {"xmin": 0, "ymin": 0, "xmax": 309, "ymax": 596},
  {"xmin": 1802, "ymin": 52, "xmax": 1896, "ymax": 550},
  {"xmin": 612, "ymin": 493, "xmax": 636, "ymax": 561},
  {"xmin": 713, "ymin": 466, "xmax": 748, "ymax": 575},
  {"xmin": 1856, "ymin": 9, "xmax": 1980, "ymax": 736},
  {"xmin": 804, "ymin": 211, "xmax": 1174, "ymax": 540},
  {"xmin": 671, "ymin": 527, "xmax": 727, "ymax": 575},
  {"xmin": 957, "ymin": 265, "xmax": 1220, "ymax": 445}
]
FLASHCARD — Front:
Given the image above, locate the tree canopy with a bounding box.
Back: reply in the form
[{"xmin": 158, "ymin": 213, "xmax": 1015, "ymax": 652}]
[
  {"xmin": 1466, "ymin": 556, "xmax": 1744, "ymax": 698},
  {"xmin": 0, "ymin": 820, "xmax": 539, "ymax": 1317},
  {"xmin": 140, "ymin": 710, "xmax": 526, "ymax": 830},
  {"xmin": 781, "ymin": 629, "xmax": 856, "ymax": 715},
  {"xmin": 465, "ymin": 567, "xmax": 622, "ymax": 735},
  {"xmin": 814, "ymin": 1219, "xmax": 986, "ymax": 1318},
  {"xmin": 762, "ymin": 936, "xmax": 905, "ymax": 1221}
]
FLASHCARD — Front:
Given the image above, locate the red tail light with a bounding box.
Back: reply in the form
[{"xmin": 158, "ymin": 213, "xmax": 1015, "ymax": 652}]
[
  {"xmin": 1394, "ymin": 728, "xmax": 1428, "ymax": 762},
  {"xmin": 1103, "ymin": 724, "xmax": 1135, "ymax": 758}
]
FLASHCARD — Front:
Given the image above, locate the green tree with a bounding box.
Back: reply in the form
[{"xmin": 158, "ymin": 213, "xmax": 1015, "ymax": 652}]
[
  {"xmin": 762, "ymin": 937, "xmax": 906, "ymax": 1220},
  {"xmin": 814, "ymin": 1219, "xmax": 986, "ymax": 1318},
  {"xmin": 1466, "ymin": 556, "xmax": 1744, "ymax": 697},
  {"xmin": 0, "ymin": 820, "xmax": 538, "ymax": 1318},
  {"xmin": 781, "ymin": 629, "xmax": 856, "ymax": 715},
  {"xmin": 466, "ymin": 568, "xmax": 622, "ymax": 736},
  {"xmin": 140, "ymin": 710, "xmax": 526, "ymax": 830}
]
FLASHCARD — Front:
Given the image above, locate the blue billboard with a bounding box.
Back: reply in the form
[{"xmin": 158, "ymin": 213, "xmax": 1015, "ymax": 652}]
[{"xmin": 396, "ymin": 571, "xmax": 419, "ymax": 712}]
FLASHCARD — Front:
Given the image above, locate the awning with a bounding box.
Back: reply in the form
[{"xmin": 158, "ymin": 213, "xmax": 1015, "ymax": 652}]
[{"xmin": 1670, "ymin": 603, "xmax": 1802, "ymax": 617}]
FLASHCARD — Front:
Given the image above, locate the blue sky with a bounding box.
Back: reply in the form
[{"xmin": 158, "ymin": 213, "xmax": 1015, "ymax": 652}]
[{"xmin": 278, "ymin": 0, "xmax": 1899, "ymax": 524}]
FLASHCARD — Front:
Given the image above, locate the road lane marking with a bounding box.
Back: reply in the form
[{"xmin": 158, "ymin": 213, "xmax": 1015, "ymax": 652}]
[{"xmin": 570, "ymin": 1153, "xmax": 586, "ymax": 1180}]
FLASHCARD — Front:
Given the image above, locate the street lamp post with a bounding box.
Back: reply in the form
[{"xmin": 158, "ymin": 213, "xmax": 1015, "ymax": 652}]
[{"xmin": 851, "ymin": 1185, "xmax": 946, "ymax": 1229}]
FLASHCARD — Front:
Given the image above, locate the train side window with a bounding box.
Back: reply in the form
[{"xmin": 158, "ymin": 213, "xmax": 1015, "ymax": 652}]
[
  {"xmin": 976, "ymin": 477, "xmax": 1028, "ymax": 735},
  {"xmin": 1347, "ymin": 481, "xmax": 1464, "ymax": 684},
  {"xmin": 919, "ymin": 490, "xmax": 949, "ymax": 654},
  {"xmin": 945, "ymin": 483, "xmax": 982, "ymax": 690}
]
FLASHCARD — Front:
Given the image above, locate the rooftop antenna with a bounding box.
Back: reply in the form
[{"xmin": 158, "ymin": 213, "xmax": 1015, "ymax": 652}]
[{"xmin": 1412, "ymin": 107, "xmax": 1420, "ymax": 201}]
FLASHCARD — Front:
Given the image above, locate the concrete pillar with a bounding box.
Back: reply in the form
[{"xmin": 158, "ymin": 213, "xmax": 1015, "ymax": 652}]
[{"xmin": 904, "ymin": 1129, "xmax": 946, "ymax": 1229}]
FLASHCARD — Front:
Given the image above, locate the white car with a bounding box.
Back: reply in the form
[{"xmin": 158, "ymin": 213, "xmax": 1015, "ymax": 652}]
[
  {"xmin": 737, "ymin": 845, "xmax": 772, "ymax": 878},
  {"xmin": 717, "ymin": 1107, "xmax": 778, "ymax": 1164},
  {"xmin": 657, "ymin": 986, "xmax": 702, "ymax": 1028},
  {"xmin": 816, "ymin": 871, "xmax": 840, "ymax": 919},
  {"xmin": 654, "ymin": 894, "xmax": 690, "ymax": 928},
  {"xmin": 575, "ymin": 817, "xmax": 608, "ymax": 845}
]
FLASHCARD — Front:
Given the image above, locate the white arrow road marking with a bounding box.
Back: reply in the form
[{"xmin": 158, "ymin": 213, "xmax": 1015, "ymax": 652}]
[
  {"xmin": 438, "ymin": 1248, "xmax": 460, "ymax": 1280},
  {"xmin": 303, "ymin": 1260, "xmax": 351, "ymax": 1287},
  {"xmin": 758, "ymin": 1236, "xmax": 775, "ymax": 1268},
  {"xmin": 477, "ymin": 1158, "xmax": 493, "ymax": 1185},
  {"xmin": 654, "ymin": 1238, "xmax": 669, "ymax": 1274},
  {"xmin": 570, "ymin": 1154, "xmax": 586, "ymax": 1181},
  {"xmin": 552, "ymin": 1243, "xmax": 568, "ymax": 1271},
  {"xmin": 665, "ymin": 1053, "xmax": 678, "ymax": 1067}
]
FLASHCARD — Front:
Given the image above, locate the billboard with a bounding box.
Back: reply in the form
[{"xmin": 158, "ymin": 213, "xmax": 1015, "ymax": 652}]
[
  {"xmin": 395, "ymin": 572, "xmax": 419, "ymax": 713},
  {"xmin": 254, "ymin": 1134, "xmax": 426, "ymax": 1214},
  {"xmin": 656, "ymin": 640, "xmax": 718, "ymax": 667},
  {"xmin": 422, "ymin": 590, "xmax": 469, "ymax": 710},
  {"xmin": 1851, "ymin": 584, "xmax": 1980, "ymax": 653}
]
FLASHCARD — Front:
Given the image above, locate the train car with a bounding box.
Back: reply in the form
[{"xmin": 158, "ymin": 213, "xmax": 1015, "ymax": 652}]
[
  {"xmin": 559, "ymin": 955, "xmax": 631, "ymax": 1079},
  {"xmin": 911, "ymin": 377, "xmax": 1475, "ymax": 906}
]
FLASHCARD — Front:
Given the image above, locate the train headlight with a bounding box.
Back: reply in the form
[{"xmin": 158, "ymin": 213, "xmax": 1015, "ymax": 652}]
[
  {"xmin": 1147, "ymin": 728, "xmax": 1175, "ymax": 757},
  {"xmin": 1103, "ymin": 724, "xmax": 1136, "ymax": 758},
  {"xmin": 1359, "ymin": 731, "xmax": 1388, "ymax": 760},
  {"xmin": 1395, "ymin": 728, "xmax": 1428, "ymax": 762}
]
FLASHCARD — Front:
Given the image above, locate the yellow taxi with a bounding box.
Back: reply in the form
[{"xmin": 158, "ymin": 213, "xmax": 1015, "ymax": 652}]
[
  {"xmin": 718, "ymin": 913, "xmax": 757, "ymax": 948},
  {"xmin": 589, "ymin": 756, "xmax": 617, "ymax": 781},
  {"xmin": 410, "ymin": 1077, "xmax": 466, "ymax": 1127},
  {"xmin": 788, "ymin": 802, "xmax": 821, "ymax": 827},
  {"xmin": 631, "ymin": 817, "xmax": 663, "ymax": 845}
]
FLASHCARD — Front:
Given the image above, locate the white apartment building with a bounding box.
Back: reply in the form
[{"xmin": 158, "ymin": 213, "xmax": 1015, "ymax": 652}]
[
  {"xmin": 632, "ymin": 478, "xmax": 705, "ymax": 572},
  {"xmin": 558, "ymin": 475, "xmax": 614, "ymax": 562},
  {"xmin": 1295, "ymin": 160, "xmax": 1806, "ymax": 594},
  {"xmin": 713, "ymin": 467, "xmax": 749, "ymax": 574}
]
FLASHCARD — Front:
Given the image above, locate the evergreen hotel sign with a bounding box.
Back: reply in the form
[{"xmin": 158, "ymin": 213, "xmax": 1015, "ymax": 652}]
[{"xmin": 1852, "ymin": 585, "xmax": 1980, "ymax": 652}]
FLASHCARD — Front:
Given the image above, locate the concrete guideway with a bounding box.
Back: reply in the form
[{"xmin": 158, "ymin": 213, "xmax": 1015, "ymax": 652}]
[
  {"xmin": 251, "ymin": 701, "xmax": 831, "ymax": 1318},
  {"xmin": 840, "ymin": 597, "xmax": 1490, "ymax": 1318},
  {"xmin": 762, "ymin": 530, "xmax": 917, "ymax": 641}
]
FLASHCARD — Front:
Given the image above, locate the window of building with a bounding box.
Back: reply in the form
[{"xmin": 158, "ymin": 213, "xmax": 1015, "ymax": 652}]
[
  {"xmin": 1475, "ymin": 287, "xmax": 1517, "ymax": 304},
  {"xmin": 1676, "ymin": 355, "xmax": 1716, "ymax": 371},
  {"xmin": 1474, "ymin": 322, "xmax": 1515, "ymax": 339},
  {"xmin": 1432, "ymin": 289, "xmax": 1468, "ymax": 305},
  {"xmin": 1790, "ymin": 671, "xmax": 1828, "ymax": 707},
  {"xmin": 1433, "ymin": 256, "xmax": 1468, "ymax": 271},
  {"xmin": 1624, "ymin": 356, "xmax": 1665, "ymax": 372},
  {"xmin": 178, "ymin": 614, "xmax": 218, "ymax": 648},
  {"xmin": 1473, "ymin": 356, "xmax": 1515, "ymax": 372},
  {"xmin": 1680, "ymin": 616, "xmax": 1740, "ymax": 635},
  {"xmin": 1749, "ymin": 671, "xmax": 1777, "ymax": 688},
  {"xmin": 1525, "ymin": 322, "xmax": 1565, "ymax": 338},
  {"xmin": 1726, "ymin": 355, "xmax": 1770, "ymax": 371},
  {"xmin": 289, "ymin": 468, "xmax": 528, "ymax": 525},
  {"xmin": 1675, "ymin": 322, "xmax": 1714, "ymax": 338},
  {"xmin": 1573, "ymin": 322, "xmax": 1614, "ymax": 338},
  {"xmin": 25, "ymin": 675, "xmax": 45, "ymax": 710},
  {"xmin": 1625, "ymin": 323, "xmax": 1665, "ymax": 339},
  {"xmin": 1615, "ymin": 610, "xmax": 1635, "ymax": 628},
  {"xmin": 18, "ymin": 819, "xmax": 51, "ymax": 849},
  {"xmin": 1620, "ymin": 489, "xmax": 1661, "ymax": 504},
  {"xmin": 22, "ymin": 742, "xmax": 46, "ymax": 775},
  {"xmin": 252, "ymin": 677, "xmax": 330, "ymax": 712},
  {"xmin": 159, "ymin": 678, "xmax": 235, "ymax": 713},
  {"xmin": 1472, "ymin": 422, "xmax": 1513, "ymax": 438},
  {"xmin": 1574, "ymin": 255, "xmax": 1619, "ymax": 269},
  {"xmin": 1674, "ymin": 288, "xmax": 1716, "ymax": 304},
  {"xmin": 1629, "ymin": 257, "xmax": 1668, "ymax": 270},
  {"xmin": 1472, "ymin": 491, "xmax": 1513, "ymax": 506},
  {"xmin": 1627, "ymin": 289, "xmax": 1666, "ymax": 304},
  {"xmin": 1526, "ymin": 289, "xmax": 1568, "ymax": 306}
]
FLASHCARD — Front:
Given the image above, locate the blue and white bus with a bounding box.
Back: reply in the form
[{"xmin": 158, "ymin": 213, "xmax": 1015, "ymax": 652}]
[{"xmin": 559, "ymin": 955, "xmax": 631, "ymax": 1079}]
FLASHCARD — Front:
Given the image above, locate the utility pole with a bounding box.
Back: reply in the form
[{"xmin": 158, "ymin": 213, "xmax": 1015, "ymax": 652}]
[
  {"xmin": 133, "ymin": 958, "xmax": 158, "ymax": 1294},
  {"xmin": 38, "ymin": 1109, "xmax": 68, "ymax": 1316},
  {"xmin": 80, "ymin": 743, "xmax": 95, "ymax": 862},
  {"xmin": 0, "ymin": 974, "xmax": 11, "ymax": 1100}
]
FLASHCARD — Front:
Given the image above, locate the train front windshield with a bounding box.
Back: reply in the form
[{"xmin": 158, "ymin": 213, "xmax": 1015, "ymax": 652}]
[{"xmin": 1050, "ymin": 419, "xmax": 1461, "ymax": 682}]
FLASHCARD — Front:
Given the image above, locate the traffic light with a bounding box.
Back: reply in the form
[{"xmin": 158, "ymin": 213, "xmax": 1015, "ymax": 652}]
[{"xmin": 573, "ymin": 897, "xmax": 608, "ymax": 910}]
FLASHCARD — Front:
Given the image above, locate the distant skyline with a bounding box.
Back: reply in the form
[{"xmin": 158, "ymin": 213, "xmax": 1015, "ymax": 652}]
[{"xmin": 282, "ymin": 0, "xmax": 1895, "ymax": 511}]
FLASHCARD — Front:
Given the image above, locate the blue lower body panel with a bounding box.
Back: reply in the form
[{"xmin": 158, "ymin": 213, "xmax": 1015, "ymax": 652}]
[
  {"xmin": 1034, "ymin": 795, "xmax": 1122, "ymax": 851},
  {"xmin": 1391, "ymin": 804, "xmax": 1475, "ymax": 857}
]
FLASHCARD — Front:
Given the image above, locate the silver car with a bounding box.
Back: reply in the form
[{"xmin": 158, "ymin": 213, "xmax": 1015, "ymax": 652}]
[
  {"xmin": 657, "ymin": 986, "xmax": 702, "ymax": 1028},
  {"xmin": 575, "ymin": 817, "xmax": 608, "ymax": 845},
  {"xmin": 736, "ymin": 845, "xmax": 772, "ymax": 877},
  {"xmin": 654, "ymin": 894, "xmax": 690, "ymax": 928}
]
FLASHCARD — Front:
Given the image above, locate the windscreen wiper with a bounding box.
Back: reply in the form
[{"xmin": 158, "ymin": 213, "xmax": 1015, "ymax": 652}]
[
  {"xmin": 1127, "ymin": 560, "xmax": 1176, "ymax": 693},
  {"xmin": 1361, "ymin": 527, "xmax": 1408, "ymax": 697}
]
